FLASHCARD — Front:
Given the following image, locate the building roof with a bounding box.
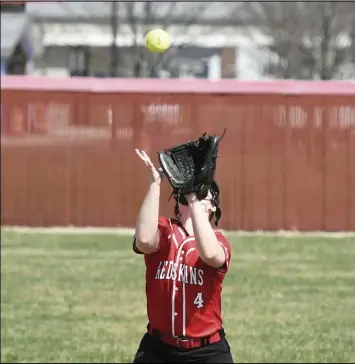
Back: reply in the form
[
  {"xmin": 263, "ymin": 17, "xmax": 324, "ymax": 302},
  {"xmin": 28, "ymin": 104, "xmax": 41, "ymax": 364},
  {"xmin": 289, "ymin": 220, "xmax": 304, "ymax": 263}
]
[
  {"xmin": 37, "ymin": 21, "xmax": 270, "ymax": 48},
  {"xmin": 26, "ymin": 1, "xmax": 244, "ymax": 26}
]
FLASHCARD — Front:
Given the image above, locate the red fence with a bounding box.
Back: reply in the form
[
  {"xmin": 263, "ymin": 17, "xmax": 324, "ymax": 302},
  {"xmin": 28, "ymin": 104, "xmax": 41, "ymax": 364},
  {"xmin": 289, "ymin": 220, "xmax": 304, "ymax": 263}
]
[{"xmin": 1, "ymin": 76, "xmax": 355, "ymax": 231}]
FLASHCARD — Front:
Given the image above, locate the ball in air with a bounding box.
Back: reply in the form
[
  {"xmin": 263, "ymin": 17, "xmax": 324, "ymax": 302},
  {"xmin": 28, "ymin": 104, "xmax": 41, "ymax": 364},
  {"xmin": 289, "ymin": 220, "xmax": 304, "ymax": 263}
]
[{"xmin": 145, "ymin": 29, "xmax": 171, "ymax": 53}]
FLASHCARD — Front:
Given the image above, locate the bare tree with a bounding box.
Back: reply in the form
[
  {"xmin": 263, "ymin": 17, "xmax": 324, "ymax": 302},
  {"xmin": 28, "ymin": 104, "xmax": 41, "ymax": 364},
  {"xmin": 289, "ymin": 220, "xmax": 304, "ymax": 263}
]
[
  {"xmin": 235, "ymin": 2, "xmax": 355, "ymax": 80},
  {"xmin": 120, "ymin": 2, "xmax": 214, "ymax": 78},
  {"xmin": 53, "ymin": 1, "xmax": 214, "ymax": 78},
  {"xmin": 110, "ymin": 1, "xmax": 119, "ymax": 77}
]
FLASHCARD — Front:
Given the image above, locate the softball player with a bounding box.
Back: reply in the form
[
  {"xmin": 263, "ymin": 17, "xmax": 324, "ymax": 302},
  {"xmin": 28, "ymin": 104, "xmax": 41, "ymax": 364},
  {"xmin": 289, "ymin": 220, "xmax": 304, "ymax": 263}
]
[{"xmin": 132, "ymin": 149, "xmax": 234, "ymax": 363}]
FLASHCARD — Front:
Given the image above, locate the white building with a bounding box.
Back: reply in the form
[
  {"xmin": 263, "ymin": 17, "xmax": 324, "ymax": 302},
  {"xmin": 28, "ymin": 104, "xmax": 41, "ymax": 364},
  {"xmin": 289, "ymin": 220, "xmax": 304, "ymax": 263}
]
[{"xmin": 1, "ymin": 1, "xmax": 271, "ymax": 79}]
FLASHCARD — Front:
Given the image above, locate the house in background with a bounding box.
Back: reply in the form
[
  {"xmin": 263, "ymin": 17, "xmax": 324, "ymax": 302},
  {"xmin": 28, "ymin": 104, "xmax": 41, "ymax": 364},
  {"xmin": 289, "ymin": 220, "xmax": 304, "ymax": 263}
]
[{"xmin": 24, "ymin": 1, "xmax": 268, "ymax": 80}]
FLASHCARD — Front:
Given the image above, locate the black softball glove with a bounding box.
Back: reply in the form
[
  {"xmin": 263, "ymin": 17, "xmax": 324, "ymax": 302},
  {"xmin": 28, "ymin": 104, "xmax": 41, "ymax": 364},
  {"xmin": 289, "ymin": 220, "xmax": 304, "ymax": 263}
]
[{"xmin": 158, "ymin": 130, "xmax": 226, "ymax": 201}]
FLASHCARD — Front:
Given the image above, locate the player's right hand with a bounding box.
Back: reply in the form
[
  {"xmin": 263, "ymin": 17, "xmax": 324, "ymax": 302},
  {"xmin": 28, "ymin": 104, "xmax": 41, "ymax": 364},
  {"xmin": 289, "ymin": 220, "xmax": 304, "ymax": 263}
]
[{"xmin": 135, "ymin": 149, "xmax": 165, "ymax": 185}]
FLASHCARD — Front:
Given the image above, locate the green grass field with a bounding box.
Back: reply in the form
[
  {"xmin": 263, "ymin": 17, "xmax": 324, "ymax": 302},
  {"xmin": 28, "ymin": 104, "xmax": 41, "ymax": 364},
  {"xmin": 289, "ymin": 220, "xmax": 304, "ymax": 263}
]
[{"xmin": 1, "ymin": 231, "xmax": 355, "ymax": 363}]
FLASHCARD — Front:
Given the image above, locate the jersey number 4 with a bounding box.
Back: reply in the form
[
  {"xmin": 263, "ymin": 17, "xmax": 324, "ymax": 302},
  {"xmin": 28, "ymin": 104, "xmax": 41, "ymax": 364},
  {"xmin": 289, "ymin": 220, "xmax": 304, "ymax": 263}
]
[{"xmin": 193, "ymin": 292, "xmax": 204, "ymax": 308}]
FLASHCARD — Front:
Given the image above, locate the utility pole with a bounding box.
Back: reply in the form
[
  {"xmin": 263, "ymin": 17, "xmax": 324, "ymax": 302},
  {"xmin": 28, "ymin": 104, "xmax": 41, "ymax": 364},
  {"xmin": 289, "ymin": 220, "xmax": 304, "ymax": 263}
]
[{"xmin": 110, "ymin": 1, "xmax": 119, "ymax": 77}]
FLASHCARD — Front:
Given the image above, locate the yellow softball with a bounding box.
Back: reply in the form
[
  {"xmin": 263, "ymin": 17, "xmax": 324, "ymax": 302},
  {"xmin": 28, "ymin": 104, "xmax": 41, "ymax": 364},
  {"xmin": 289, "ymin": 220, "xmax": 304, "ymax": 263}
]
[{"xmin": 145, "ymin": 29, "xmax": 171, "ymax": 53}]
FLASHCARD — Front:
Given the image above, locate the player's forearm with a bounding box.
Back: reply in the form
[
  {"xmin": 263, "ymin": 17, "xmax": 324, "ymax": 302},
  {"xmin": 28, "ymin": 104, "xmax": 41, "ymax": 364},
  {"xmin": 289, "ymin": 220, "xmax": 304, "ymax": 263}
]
[
  {"xmin": 135, "ymin": 181, "xmax": 160, "ymax": 245},
  {"xmin": 190, "ymin": 202, "xmax": 225, "ymax": 267}
]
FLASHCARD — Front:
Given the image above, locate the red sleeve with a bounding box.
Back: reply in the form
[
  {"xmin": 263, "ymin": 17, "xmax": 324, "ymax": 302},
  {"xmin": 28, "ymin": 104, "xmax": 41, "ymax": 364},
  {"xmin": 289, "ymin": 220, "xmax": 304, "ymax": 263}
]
[
  {"xmin": 133, "ymin": 216, "xmax": 170, "ymax": 255},
  {"xmin": 215, "ymin": 232, "xmax": 232, "ymax": 273}
]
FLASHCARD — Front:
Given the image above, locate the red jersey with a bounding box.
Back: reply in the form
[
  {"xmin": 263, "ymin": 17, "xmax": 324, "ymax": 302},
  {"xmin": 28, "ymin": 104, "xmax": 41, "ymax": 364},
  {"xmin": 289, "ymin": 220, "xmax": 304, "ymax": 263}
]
[{"xmin": 133, "ymin": 216, "xmax": 232, "ymax": 338}]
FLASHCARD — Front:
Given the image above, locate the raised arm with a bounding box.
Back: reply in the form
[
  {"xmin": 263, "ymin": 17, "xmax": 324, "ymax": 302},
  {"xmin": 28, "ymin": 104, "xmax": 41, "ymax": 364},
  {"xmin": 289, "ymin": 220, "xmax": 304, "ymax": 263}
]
[
  {"xmin": 134, "ymin": 149, "xmax": 163, "ymax": 254},
  {"xmin": 187, "ymin": 193, "xmax": 226, "ymax": 268}
]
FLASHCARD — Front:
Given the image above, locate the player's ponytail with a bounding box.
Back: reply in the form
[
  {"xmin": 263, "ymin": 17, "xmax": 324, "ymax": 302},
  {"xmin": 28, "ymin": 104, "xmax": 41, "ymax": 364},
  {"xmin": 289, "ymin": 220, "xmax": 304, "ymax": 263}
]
[{"xmin": 174, "ymin": 201, "xmax": 181, "ymax": 219}]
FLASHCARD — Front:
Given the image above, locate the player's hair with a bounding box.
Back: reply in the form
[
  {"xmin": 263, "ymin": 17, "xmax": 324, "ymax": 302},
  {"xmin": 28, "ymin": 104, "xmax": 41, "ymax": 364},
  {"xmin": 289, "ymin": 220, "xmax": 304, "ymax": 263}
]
[
  {"xmin": 209, "ymin": 180, "xmax": 222, "ymax": 226},
  {"xmin": 173, "ymin": 180, "xmax": 222, "ymax": 226}
]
